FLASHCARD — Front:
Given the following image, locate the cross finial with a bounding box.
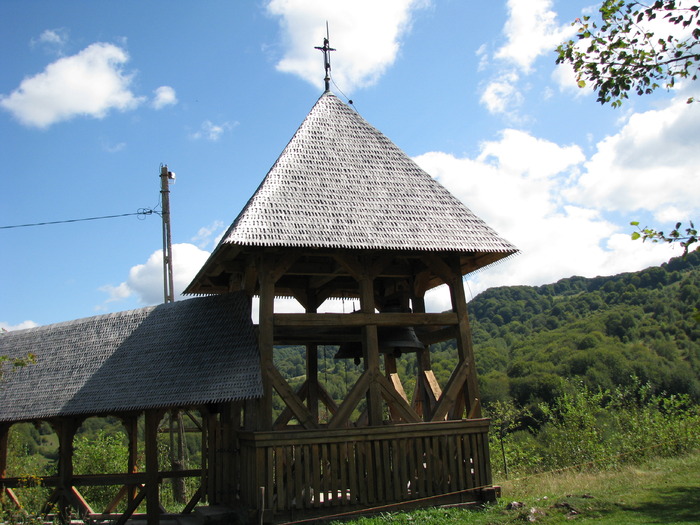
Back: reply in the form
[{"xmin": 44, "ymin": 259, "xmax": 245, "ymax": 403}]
[{"xmin": 314, "ymin": 23, "xmax": 335, "ymax": 92}]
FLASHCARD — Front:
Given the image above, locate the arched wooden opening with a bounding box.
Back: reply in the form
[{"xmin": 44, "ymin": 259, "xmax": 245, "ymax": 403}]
[{"xmin": 0, "ymin": 421, "xmax": 58, "ymax": 514}]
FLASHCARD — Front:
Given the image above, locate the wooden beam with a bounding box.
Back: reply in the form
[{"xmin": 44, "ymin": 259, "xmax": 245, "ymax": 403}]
[
  {"xmin": 267, "ymin": 366, "xmax": 319, "ymax": 430},
  {"xmin": 274, "ymin": 380, "xmax": 309, "ymax": 429},
  {"xmin": 328, "ymin": 369, "xmax": 371, "ymax": 430},
  {"xmin": 430, "ymin": 360, "xmax": 470, "ymax": 422},
  {"xmin": 273, "ymin": 312, "xmax": 457, "ymax": 327},
  {"xmin": 376, "ymin": 374, "xmax": 421, "ymax": 423}
]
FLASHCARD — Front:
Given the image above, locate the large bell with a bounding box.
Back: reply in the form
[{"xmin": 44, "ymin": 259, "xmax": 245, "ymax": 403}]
[{"xmin": 334, "ymin": 325, "xmax": 424, "ymax": 363}]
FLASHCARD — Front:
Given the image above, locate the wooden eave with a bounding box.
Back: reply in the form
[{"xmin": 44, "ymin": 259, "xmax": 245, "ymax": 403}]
[{"xmin": 184, "ymin": 244, "xmax": 503, "ymax": 298}]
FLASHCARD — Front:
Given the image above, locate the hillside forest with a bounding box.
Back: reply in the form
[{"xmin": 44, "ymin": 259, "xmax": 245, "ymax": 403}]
[{"xmin": 4, "ymin": 250, "xmax": 699, "ymax": 514}]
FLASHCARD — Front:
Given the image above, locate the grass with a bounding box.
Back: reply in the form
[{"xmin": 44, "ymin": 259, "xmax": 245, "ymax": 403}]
[{"xmin": 330, "ymin": 450, "xmax": 700, "ymax": 524}]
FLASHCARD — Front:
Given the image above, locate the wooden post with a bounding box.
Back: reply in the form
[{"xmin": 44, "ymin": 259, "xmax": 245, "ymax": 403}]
[
  {"xmin": 55, "ymin": 418, "xmax": 79, "ymax": 523},
  {"xmin": 119, "ymin": 415, "xmax": 139, "ymax": 508},
  {"xmin": 257, "ymin": 257, "xmax": 275, "ymax": 431},
  {"xmin": 0, "ymin": 422, "xmax": 9, "ymax": 504},
  {"xmin": 447, "ymin": 258, "xmax": 482, "ymax": 419},
  {"xmin": 359, "ymin": 270, "xmax": 383, "ymax": 426},
  {"xmin": 306, "ymin": 293, "xmax": 320, "ymax": 424},
  {"xmin": 0, "ymin": 423, "xmax": 9, "ymax": 478},
  {"xmin": 145, "ymin": 410, "xmax": 162, "ymax": 525}
]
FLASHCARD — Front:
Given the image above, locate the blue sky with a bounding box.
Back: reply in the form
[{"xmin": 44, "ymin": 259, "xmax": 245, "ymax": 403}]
[{"xmin": 2, "ymin": 0, "xmax": 698, "ymax": 329}]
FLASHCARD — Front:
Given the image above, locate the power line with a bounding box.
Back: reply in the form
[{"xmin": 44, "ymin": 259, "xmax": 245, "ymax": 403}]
[{"xmin": 0, "ymin": 208, "xmax": 155, "ymax": 230}]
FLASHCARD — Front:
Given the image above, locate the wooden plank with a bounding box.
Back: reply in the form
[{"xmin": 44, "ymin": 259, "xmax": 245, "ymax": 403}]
[
  {"xmin": 324, "ymin": 443, "xmax": 334, "ymax": 506},
  {"xmin": 377, "ymin": 373, "xmax": 421, "ymax": 423},
  {"xmin": 328, "ymin": 369, "xmax": 371, "ymax": 430},
  {"xmin": 274, "ymin": 380, "xmax": 309, "ymax": 429},
  {"xmin": 311, "ymin": 444, "xmax": 321, "ymax": 508},
  {"xmin": 406, "ymin": 438, "xmax": 417, "ymax": 499},
  {"xmin": 454, "ymin": 434, "xmax": 466, "ymax": 491},
  {"xmin": 293, "ymin": 445, "xmax": 303, "ymax": 510},
  {"xmin": 265, "ymin": 447, "xmax": 274, "ymax": 511},
  {"xmin": 3, "ymin": 488, "xmax": 21, "ymax": 509},
  {"xmin": 390, "ymin": 438, "xmax": 401, "ymax": 501},
  {"xmin": 114, "ymin": 485, "xmax": 147, "ymax": 525},
  {"xmin": 373, "ymin": 440, "xmax": 384, "ymax": 502},
  {"xmin": 182, "ymin": 485, "xmax": 202, "ymax": 514},
  {"xmin": 273, "ymin": 312, "xmax": 457, "ymax": 327},
  {"xmin": 267, "ymin": 365, "xmax": 318, "ymax": 429},
  {"xmin": 415, "ymin": 437, "xmax": 427, "ymax": 498},
  {"xmin": 317, "ymin": 383, "xmax": 339, "ymax": 416},
  {"xmin": 431, "ymin": 360, "xmax": 470, "ymax": 422},
  {"xmin": 275, "ymin": 446, "xmax": 285, "ymax": 511},
  {"xmin": 302, "ymin": 444, "xmax": 313, "ymax": 508},
  {"xmin": 347, "ymin": 442, "xmax": 358, "ymax": 506}
]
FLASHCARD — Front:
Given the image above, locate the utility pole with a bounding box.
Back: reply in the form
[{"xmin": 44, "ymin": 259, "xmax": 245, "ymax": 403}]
[
  {"xmin": 160, "ymin": 165, "xmax": 175, "ymax": 303},
  {"xmin": 160, "ymin": 165, "xmax": 186, "ymax": 502}
]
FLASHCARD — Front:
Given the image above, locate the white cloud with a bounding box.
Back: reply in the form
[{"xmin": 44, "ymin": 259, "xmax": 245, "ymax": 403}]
[
  {"xmin": 100, "ymin": 243, "xmax": 211, "ymax": 306},
  {"xmin": 480, "ymin": 72, "xmax": 522, "ymax": 114},
  {"xmin": 1, "ymin": 320, "xmax": 39, "ymax": 332},
  {"xmin": 152, "ymin": 85, "xmax": 177, "ymax": 109},
  {"xmin": 567, "ymin": 97, "xmax": 700, "ymax": 221},
  {"xmin": 0, "ymin": 42, "xmax": 144, "ymax": 128},
  {"xmin": 495, "ymin": 0, "xmax": 575, "ymax": 73},
  {"xmin": 31, "ymin": 28, "xmax": 69, "ymax": 50},
  {"xmin": 191, "ymin": 220, "xmax": 225, "ymax": 249},
  {"xmin": 190, "ymin": 120, "xmax": 236, "ymax": 141},
  {"xmin": 265, "ymin": 0, "xmax": 429, "ymax": 91},
  {"xmin": 412, "ymin": 128, "xmax": 677, "ymax": 299}
]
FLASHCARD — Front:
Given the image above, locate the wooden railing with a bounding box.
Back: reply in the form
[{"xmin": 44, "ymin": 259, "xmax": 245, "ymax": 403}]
[
  {"xmin": 237, "ymin": 419, "xmax": 493, "ymax": 519},
  {"xmin": 0, "ymin": 469, "xmax": 202, "ymax": 524}
]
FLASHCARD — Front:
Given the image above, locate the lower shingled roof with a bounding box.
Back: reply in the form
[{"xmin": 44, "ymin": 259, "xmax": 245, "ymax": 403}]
[{"xmin": 0, "ymin": 293, "xmax": 262, "ymax": 423}]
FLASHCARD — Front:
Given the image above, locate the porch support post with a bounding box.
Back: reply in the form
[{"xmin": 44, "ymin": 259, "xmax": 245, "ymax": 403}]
[
  {"xmin": 145, "ymin": 409, "xmax": 163, "ymax": 525},
  {"xmin": 0, "ymin": 422, "xmax": 11, "ymax": 505},
  {"xmin": 120, "ymin": 415, "xmax": 139, "ymax": 507},
  {"xmin": 55, "ymin": 417, "xmax": 79, "ymax": 523}
]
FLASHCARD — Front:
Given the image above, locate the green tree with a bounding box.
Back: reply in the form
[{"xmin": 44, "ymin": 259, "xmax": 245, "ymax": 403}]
[{"xmin": 557, "ymin": 0, "xmax": 700, "ymax": 107}]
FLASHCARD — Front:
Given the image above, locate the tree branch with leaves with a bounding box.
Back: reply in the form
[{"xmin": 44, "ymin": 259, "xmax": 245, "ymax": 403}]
[{"xmin": 557, "ymin": 0, "xmax": 700, "ymax": 107}]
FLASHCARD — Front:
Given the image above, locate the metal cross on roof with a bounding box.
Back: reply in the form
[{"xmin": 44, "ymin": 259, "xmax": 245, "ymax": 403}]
[{"xmin": 314, "ymin": 24, "xmax": 335, "ymax": 92}]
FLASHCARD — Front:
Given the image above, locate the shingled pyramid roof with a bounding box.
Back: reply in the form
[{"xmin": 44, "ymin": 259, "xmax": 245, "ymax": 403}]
[
  {"xmin": 0, "ymin": 294, "xmax": 261, "ymax": 423},
  {"xmin": 187, "ymin": 92, "xmax": 516, "ymax": 294},
  {"xmin": 225, "ymin": 92, "xmax": 515, "ymax": 252}
]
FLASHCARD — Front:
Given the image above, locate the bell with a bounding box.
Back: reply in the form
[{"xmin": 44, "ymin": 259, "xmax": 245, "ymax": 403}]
[
  {"xmin": 334, "ymin": 342, "xmax": 362, "ymax": 365},
  {"xmin": 334, "ymin": 326, "xmax": 424, "ymax": 362},
  {"xmin": 378, "ymin": 326, "xmax": 424, "ymax": 357}
]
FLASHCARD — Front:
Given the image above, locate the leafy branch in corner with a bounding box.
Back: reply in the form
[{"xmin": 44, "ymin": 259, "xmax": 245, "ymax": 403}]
[
  {"xmin": 631, "ymin": 220, "xmax": 698, "ymax": 254},
  {"xmin": 556, "ymin": 0, "xmax": 700, "ymax": 107}
]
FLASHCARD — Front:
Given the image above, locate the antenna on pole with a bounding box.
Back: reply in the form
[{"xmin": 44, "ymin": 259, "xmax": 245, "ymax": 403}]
[
  {"xmin": 314, "ymin": 22, "xmax": 335, "ymax": 92},
  {"xmin": 160, "ymin": 164, "xmax": 176, "ymax": 303}
]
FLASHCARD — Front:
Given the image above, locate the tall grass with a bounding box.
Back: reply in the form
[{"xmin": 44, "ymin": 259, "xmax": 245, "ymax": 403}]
[{"xmin": 487, "ymin": 378, "xmax": 700, "ymax": 479}]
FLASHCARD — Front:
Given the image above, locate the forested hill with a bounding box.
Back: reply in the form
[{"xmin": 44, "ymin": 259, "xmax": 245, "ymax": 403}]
[{"xmin": 466, "ymin": 250, "xmax": 700, "ymax": 407}]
